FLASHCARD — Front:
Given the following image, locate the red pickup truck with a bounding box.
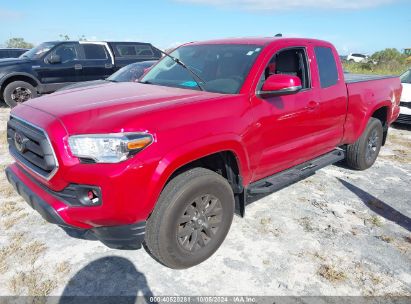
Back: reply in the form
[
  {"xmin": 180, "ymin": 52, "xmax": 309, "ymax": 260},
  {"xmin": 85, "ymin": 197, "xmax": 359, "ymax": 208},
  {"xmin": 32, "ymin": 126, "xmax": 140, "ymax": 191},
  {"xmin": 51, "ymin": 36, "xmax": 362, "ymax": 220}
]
[{"xmin": 5, "ymin": 37, "xmax": 401, "ymax": 269}]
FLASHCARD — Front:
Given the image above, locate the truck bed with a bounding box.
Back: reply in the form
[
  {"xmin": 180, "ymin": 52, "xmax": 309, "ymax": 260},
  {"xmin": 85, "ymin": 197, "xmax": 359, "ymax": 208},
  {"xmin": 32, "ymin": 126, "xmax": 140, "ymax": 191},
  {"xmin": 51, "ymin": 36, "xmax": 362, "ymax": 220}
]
[{"xmin": 344, "ymin": 73, "xmax": 397, "ymax": 83}]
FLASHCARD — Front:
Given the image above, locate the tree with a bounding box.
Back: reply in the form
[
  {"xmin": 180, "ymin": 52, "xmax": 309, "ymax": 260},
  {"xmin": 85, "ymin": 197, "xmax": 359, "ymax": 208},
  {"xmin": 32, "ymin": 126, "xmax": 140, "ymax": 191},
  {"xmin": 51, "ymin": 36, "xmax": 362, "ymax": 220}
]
[
  {"xmin": 5, "ymin": 38, "xmax": 34, "ymax": 49},
  {"xmin": 371, "ymin": 48, "xmax": 406, "ymax": 64},
  {"xmin": 59, "ymin": 34, "xmax": 70, "ymax": 41}
]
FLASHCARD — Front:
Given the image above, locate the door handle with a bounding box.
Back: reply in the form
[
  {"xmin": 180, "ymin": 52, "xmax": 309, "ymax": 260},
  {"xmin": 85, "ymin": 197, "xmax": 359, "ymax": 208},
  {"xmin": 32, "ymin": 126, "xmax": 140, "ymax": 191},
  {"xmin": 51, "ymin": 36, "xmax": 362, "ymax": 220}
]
[
  {"xmin": 105, "ymin": 63, "xmax": 113, "ymax": 69},
  {"xmin": 306, "ymin": 101, "xmax": 320, "ymax": 110},
  {"xmin": 74, "ymin": 64, "xmax": 83, "ymax": 70}
]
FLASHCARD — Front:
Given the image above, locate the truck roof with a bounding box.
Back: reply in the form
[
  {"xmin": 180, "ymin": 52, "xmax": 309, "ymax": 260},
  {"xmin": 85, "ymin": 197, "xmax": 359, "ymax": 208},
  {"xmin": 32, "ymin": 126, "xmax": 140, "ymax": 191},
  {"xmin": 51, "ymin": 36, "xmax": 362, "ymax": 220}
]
[{"xmin": 187, "ymin": 37, "xmax": 331, "ymax": 46}]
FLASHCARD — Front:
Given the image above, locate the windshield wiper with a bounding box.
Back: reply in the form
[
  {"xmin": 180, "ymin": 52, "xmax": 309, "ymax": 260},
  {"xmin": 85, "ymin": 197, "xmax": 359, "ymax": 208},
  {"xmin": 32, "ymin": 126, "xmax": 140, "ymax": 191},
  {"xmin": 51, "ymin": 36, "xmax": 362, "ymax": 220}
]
[{"xmin": 150, "ymin": 46, "xmax": 206, "ymax": 91}]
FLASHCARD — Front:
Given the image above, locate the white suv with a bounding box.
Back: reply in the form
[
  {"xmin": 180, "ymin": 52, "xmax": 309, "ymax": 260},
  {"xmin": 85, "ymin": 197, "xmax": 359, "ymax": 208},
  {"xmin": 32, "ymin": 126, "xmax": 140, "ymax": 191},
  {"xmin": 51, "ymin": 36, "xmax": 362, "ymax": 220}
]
[
  {"xmin": 397, "ymin": 69, "xmax": 411, "ymax": 124},
  {"xmin": 347, "ymin": 53, "xmax": 369, "ymax": 63}
]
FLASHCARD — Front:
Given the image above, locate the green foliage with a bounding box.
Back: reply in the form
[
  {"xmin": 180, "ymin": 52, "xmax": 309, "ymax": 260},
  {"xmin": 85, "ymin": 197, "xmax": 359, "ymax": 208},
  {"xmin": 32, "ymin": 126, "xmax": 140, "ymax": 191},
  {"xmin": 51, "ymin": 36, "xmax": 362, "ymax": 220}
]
[
  {"xmin": 59, "ymin": 34, "xmax": 87, "ymax": 41},
  {"xmin": 371, "ymin": 48, "xmax": 406, "ymax": 64},
  {"xmin": 59, "ymin": 34, "xmax": 70, "ymax": 41},
  {"xmin": 343, "ymin": 48, "xmax": 409, "ymax": 76},
  {"xmin": 5, "ymin": 38, "xmax": 34, "ymax": 49}
]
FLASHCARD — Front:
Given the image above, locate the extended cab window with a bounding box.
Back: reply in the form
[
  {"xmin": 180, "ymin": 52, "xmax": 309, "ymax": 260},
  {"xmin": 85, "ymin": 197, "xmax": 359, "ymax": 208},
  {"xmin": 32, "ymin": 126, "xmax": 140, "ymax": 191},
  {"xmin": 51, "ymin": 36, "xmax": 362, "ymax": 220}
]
[
  {"xmin": 116, "ymin": 44, "xmax": 154, "ymax": 57},
  {"xmin": 259, "ymin": 48, "xmax": 310, "ymax": 90},
  {"xmin": 135, "ymin": 45, "xmax": 154, "ymax": 57},
  {"xmin": 315, "ymin": 47, "xmax": 338, "ymax": 88},
  {"xmin": 83, "ymin": 44, "xmax": 108, "ymax": 60},
  {"xmin": 117, "ymin": 45, "xmax": 137, "ymax": 57}
]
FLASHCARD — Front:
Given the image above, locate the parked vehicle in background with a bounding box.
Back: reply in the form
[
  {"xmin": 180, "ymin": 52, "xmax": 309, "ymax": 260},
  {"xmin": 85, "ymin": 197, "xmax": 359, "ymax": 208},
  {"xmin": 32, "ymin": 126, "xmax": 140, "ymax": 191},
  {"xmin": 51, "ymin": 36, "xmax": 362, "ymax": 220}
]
[
  {"xmin": 5, "ymin": 37, "xmax": 401, "ymax": 269},
  {"xmin": 0, "ymin": 41, "xmax": 161, "ymax": 107},
  {"xmin": 0, "ymin": 48, "xmax": 29, "ymax": 59},
  {"xmin": 347, "ymin": 53, "xmax": 368, "ymax": 63},
  {"xmin": 397, "ymin": 69, "xmax": 411, "ymax": 124},
  {"xmin": 58, "ymin": 60, "xmax": 157, "ymax": 91},
  {"xmin": 404, "ymin": 48, "xmax": 411, "ymax": 62}
]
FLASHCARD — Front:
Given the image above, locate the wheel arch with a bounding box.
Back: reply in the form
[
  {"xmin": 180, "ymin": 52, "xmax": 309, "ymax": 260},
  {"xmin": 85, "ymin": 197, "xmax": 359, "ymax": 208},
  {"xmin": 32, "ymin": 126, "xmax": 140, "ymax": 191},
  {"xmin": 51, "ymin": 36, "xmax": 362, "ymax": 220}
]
[
  {"xmin": 0, "ymin": 73, "xmax": 40, "ymax": 97},
  {"xmin": 144, "ymin": 136, "xmax": 251, "ymax": 219}
]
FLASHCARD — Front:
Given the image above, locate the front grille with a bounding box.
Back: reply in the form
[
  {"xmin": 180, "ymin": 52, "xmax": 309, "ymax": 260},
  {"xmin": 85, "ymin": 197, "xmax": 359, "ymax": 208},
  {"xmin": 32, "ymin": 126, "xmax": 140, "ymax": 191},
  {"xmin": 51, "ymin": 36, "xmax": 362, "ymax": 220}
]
[
  {"xmin": 7, "ymin": 116, "xmax": 57, "ymax": 179},
  {"xmin": 400, "ymin": 101, "xmax": 411, "ymax": 109}
]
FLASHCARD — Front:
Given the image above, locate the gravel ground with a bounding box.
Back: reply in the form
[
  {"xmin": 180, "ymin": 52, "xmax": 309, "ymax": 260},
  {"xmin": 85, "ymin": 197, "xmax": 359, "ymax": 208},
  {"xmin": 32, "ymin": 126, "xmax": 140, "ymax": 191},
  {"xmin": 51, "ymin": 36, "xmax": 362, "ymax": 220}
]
[{"xmin": 0, "ymin": 103, "xmax": 410, "ymax": 298}]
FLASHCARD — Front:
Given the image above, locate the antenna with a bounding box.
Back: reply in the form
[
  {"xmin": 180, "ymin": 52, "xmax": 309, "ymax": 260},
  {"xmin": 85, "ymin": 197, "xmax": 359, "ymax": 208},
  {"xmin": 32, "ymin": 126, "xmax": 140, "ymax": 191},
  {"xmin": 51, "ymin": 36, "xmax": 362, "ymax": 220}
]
[{"xmin": 275, "ymin": 33, "xmax": 282, "ymax": 37}]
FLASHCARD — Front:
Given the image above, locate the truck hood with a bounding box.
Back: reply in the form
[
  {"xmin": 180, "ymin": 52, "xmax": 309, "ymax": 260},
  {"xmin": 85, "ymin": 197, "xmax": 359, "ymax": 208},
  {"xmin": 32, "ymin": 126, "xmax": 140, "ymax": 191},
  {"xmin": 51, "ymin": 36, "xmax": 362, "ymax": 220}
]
[
  {"xmin": 23, "ymin": 82, "xmax": 226, "ymax": 133},
  {"xmin": 0, "ymin": 57, "xmax": 31, "ymax": 66}
]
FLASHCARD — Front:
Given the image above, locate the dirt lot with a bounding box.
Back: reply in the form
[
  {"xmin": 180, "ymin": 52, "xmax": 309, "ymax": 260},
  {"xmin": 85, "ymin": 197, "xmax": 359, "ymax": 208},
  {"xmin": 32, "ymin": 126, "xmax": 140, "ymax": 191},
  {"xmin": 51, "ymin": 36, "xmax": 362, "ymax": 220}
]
[{"xmin": 0, "ymin": 104, "xmax": 410, "ymax": 298}]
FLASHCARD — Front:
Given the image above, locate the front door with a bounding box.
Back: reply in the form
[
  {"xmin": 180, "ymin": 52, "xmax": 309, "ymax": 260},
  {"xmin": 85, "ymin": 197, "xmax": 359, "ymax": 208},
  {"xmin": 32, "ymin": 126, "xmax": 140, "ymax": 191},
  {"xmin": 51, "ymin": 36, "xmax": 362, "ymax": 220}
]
[
  {"xmin": 36, "ymin": 43, "xmax": 81, "ymax": 91},
  {"xmin": 250, "ymin": 46, "xmax": 323, "ymax": 181}
]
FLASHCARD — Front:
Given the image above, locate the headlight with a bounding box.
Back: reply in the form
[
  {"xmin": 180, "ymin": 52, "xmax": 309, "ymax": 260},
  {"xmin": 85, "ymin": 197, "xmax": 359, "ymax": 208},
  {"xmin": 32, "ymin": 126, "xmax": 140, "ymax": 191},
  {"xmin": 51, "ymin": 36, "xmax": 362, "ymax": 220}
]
[{"xmin": 68, "ymin": 133, "xmax": 153, "ymax": 163}]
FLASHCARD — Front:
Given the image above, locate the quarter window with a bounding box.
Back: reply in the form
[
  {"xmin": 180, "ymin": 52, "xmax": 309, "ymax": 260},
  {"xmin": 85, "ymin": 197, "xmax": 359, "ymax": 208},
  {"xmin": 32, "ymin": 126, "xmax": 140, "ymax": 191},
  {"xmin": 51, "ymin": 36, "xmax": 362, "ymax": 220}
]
[{"xmin": 315, "ymin": 47, "xmax": 338, "ymax": 88}]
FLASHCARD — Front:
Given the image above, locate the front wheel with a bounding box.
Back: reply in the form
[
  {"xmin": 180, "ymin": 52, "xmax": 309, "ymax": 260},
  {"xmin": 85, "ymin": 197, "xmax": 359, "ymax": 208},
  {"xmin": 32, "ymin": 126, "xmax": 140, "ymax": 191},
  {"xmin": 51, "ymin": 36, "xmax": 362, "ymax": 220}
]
[
  {"xmin": 3, "ymin": 81, "xmax": 38, "ymax": 108},
  {"xmin": 346, "ymin": 117, "xmax": 383, "ymax": 170},
  {"xmin": 145, "ymin": 168, "xmax": 235, "ymax": 269}
]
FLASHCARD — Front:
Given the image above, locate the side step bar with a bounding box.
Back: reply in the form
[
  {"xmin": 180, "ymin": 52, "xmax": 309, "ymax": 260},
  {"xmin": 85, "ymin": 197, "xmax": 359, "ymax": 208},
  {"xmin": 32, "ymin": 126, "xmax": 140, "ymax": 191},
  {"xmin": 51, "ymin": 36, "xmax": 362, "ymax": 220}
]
[{"xmin": 247, "ymin": 149, "xmax": 345, "ymax": 195}]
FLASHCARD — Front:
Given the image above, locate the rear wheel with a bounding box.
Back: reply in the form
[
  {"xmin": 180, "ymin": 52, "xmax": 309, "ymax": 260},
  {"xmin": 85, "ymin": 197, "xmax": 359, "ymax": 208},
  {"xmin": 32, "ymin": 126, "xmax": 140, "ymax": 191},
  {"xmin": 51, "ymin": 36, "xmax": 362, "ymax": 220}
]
[
  {"xmin": 3, "ymin": 81, "xmax": 38, "ymax": 108},
  {"xmin": 145, "ymin": 168, "xmax": 234, "ymax": 269},
  {"xmin": 346, "ymin": 117, "xmax": 383, "ymax": 170}
]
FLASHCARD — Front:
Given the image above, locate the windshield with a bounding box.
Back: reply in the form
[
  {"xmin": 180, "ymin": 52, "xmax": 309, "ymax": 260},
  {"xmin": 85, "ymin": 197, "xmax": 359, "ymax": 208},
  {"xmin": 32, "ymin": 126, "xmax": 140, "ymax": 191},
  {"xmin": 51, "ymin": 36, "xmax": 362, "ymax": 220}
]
[
  {"xmin": 400, "ymin": 70, "xmax": 411, "ymax": 84},
  {"xmin": 19, "ymin": 42, "xmax": 57, "ymax": 60},
  {"xmin": 140, "ymin": 44, "xmax": 263, "ymax": 94},
  {"xmin": 108, "ymin": 61, "xmax": 155, "ymax": 82}
]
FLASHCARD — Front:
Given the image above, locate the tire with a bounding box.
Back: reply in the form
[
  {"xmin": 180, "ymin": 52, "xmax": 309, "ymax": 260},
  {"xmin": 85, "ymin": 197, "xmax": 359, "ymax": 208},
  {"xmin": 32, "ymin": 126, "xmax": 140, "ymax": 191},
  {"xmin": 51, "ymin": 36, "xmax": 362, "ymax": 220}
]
[
  {"xmin": 3, "ymin": 81, "xmax": 38, "ymax": 108},
  {"xmin": 145, "ymin": 168, "xmax": 235, "ymax": 269},
  {"xmin": 346, "ymin": 117, "xmax": 383, "ymax": 170}
]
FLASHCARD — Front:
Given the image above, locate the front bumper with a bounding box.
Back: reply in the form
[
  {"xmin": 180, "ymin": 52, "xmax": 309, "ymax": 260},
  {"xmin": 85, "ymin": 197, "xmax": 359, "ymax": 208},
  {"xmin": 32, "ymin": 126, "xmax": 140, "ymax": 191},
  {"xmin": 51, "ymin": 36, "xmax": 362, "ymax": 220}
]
[{"xmin": 5, "ymin": 165, "xmax": 146, "ymax": 249}]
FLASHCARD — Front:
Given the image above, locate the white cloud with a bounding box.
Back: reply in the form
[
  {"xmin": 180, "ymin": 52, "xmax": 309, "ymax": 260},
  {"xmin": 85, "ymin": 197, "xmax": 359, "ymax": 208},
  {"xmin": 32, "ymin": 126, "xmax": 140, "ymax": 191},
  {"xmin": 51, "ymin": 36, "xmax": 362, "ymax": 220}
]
[
  {"xmin": 175, "ymin": 0, "xmax": 397, "ymax": 10},
  {"xmin": 0, "ymin": 8, "xmax": 23, "ymax": 20}
]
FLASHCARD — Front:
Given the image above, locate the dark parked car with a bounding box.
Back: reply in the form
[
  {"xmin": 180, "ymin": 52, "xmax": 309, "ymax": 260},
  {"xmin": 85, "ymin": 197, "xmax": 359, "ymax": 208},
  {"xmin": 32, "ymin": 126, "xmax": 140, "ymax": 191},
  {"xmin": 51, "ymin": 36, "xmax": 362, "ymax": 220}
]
[
  {"xmin": 58, "ymin": 60, "xmax": 157, "ymax": 91},
  {"xmin": 0, "ymin": 41, "xmax": 161, "ymax": 107},
  {"xmin": 0, "ymin": 48, "xmax": 29, "ymax": 59}
]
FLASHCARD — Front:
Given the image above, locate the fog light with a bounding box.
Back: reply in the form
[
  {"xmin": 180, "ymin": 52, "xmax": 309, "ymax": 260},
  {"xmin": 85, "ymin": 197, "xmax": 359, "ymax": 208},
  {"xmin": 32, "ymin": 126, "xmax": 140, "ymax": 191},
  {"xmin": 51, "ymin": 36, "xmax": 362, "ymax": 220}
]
[{"xmin": 87, "ymin": 189, "xmax": 100, "ymax": 204}]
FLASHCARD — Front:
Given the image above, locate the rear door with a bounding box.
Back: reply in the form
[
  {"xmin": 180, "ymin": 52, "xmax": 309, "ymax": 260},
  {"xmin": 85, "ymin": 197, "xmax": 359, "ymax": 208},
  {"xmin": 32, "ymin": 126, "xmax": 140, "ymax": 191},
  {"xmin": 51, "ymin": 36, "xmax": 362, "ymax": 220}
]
[
  {"xmin": 78, "ymin": 42, "xmax": 113, "ymax": 81},
  {"xmin": 311, "ymin": 44, "xmax": 347, "ymax": 149},
  {"xmin": 110, "ymin": 43, "xmax": 161, "ymax": 70}
]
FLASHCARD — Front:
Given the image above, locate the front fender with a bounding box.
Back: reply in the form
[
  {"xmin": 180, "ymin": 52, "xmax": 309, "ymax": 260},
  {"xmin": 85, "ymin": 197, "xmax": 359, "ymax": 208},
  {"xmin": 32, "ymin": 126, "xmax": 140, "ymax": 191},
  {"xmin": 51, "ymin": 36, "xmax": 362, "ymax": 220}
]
[
  {"xmin": 0, "ymin": 72, "xmax": 40, "ymax": 88},
  {"xmin": 140, "ymin": 133, "xmax": 251, "ymax": 217}
]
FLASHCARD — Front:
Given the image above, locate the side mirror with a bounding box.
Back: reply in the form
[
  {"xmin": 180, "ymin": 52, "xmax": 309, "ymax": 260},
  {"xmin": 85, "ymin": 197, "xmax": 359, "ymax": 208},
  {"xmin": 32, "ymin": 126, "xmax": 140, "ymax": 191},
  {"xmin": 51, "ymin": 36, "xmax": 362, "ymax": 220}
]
[
  {"xmin": 257, "ymin": 74, "xmax": 302, "ymax": 97},
  {"xmin": 48, "ymin": 54, "xmax": 61, "ymax": 64}
]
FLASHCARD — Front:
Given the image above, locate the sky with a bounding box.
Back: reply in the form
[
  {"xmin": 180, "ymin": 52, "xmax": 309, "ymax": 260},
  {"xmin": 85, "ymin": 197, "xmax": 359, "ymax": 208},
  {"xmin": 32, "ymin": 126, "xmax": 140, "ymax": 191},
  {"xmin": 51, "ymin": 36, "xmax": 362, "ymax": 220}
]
[{"xmin": 0, "ymin": 0, "xmax": 410, "ymax": 55}]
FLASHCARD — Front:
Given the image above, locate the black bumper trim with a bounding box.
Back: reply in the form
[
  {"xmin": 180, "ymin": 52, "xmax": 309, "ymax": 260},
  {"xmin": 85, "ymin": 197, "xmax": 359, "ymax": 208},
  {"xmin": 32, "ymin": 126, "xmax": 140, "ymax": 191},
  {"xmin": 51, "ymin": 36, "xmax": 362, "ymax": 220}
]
[
  {"xmin": 5, "ymin": 167, "xmax": 67, "ymax": 226},
  {"xmin": 5, "ymin": 166, "xmax": 146, "ymax": 250},
  {"xmin": 396, "ymin": 114, "xmax": 411, "ymax": 125}
]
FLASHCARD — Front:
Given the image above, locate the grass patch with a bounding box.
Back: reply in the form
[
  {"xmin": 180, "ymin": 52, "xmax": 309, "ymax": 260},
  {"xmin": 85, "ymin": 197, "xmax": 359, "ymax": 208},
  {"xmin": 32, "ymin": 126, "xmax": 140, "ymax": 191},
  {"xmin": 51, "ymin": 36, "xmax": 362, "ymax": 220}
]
[
  {"xmin": 54, "ymin": 261, "xmax": 71, "ymax": 276},
  {"xmin": 259, "ymin": 217, "xmax": 283, "ymax": 236},
  {"xmin": 317, "ymin": 264, "xmax": 347, "ymax": 283},
  {"xmin": 0, "ymin": 183, "xmax": 16, "ymax": 198},
  {"xmin": 0, "ymin": 201, "xmax": 23, "ymax": 216},
  {"xmin": 342, "ymin": 61, "xmax": 407, "ymax": 76},
  {"xmin": 10, "ymin": 268, "xmax": 57, "ymax": 296},
  {"xmin": 376, "ymin": 235, "xmax": 394, "ymax": 243},
  {"xmin": 297, "ymin": 217, "xmax": 315, "ymax": 232},
  {"xmin": 3, "ymin": 213, "xmax": 29, "ymax": 230},
  {"xmin": 0, "ymin": 129, "xmax": 7, "ymax": 149},
  {"xmin": 369, "ymin": 215, "xmax": 383, "ymax": 228},
  {"xmin": 0, "ymin": 232, "xmax": 26, "ymax": 274}
]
